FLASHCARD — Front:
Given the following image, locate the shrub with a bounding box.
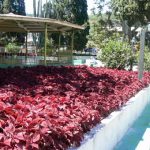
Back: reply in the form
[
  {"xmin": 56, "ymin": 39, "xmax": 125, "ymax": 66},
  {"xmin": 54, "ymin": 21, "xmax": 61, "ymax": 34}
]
[
  {"xmin": 144, "ymin": 46, "xmax": 150, "ymax": 71},
  {"xmin": 99, "ymin": 39, "xmax": 135, "ymax": 70},
  {"xmin": 136, "ymin": 46, "xmax": 150, "ymax": 71},
  {"xmin": 5, "ymin": 43, "xmax": 20, "ymax": 53}
]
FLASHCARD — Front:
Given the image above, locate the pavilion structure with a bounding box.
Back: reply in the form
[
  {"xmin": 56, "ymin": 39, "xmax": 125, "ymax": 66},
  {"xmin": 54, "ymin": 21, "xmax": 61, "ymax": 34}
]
[{"xmin": 0, "ymin": 13, "xmax": 84, "ymax": 67}]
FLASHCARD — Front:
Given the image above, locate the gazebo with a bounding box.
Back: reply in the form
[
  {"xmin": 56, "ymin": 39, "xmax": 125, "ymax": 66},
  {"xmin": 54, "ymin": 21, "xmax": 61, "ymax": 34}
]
[{"xmin": 0, "ymin": 13, "xmax": 84, "ymax": 66}]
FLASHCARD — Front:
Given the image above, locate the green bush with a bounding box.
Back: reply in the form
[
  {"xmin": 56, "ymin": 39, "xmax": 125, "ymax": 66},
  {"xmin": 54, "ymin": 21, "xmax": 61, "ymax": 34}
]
[
  {"xmin": 136, "ymin": 46, "xmax": 150, "ymax": 71},
  {"xmin": 5, "ymin": 43, "xmax": 20, "ymax": 53},
  {"xmin": 98, "ymin": 39, "xmax": 135, "ymax": 70},
  {"xmin": 144, "ymin": 46, "xmax": 150, "ymax": 71}
]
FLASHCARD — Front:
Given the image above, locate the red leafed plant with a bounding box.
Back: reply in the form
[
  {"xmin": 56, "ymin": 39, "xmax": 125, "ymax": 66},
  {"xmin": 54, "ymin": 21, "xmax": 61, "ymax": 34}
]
[{"xmin": 0, "ymin": 66, "xmax": 150, "ymax": 149}]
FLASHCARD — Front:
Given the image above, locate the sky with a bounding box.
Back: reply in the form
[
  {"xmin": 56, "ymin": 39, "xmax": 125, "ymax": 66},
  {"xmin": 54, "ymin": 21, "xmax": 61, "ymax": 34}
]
[{"xmin": 25, "ymin": 0, "xmax": 96, "ymax": 15}]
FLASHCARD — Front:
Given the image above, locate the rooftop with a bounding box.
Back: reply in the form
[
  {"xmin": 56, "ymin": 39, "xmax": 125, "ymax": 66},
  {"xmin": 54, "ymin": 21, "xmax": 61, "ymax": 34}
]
[{"xmin": 0, "ymin": 13, "xmax": 84, "ymax": 33}]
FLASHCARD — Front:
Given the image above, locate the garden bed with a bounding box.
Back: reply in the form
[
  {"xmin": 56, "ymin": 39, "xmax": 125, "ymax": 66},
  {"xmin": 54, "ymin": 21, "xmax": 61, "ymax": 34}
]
[
  {"xmin": 0, "ymin": 66, "xmax": 150, "ymax": 150},
  {"xmin": 70, "ymin": 85, "xmax": 150, "ymax": 150}
]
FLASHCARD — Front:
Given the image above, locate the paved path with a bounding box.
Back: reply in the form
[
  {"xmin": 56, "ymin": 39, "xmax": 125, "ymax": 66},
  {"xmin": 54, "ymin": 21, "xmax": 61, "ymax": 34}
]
[{"xmin": 114, "ymin": 104, "xmax": 150, "ymax": 150}]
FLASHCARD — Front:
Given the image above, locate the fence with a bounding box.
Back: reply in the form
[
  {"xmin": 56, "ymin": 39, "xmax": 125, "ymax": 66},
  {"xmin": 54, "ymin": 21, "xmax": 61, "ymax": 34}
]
[{"xmin": 0, "ymin": 45, "xmax": 73, "ymax": 67}]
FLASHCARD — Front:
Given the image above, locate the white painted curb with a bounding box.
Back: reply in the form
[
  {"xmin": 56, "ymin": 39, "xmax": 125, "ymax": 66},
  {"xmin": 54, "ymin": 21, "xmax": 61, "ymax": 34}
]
[
  {"xmin": 69, "ymin": 86, "xmax": 150, "ymax": 150},
  {"xmin": 136, "ymin": 128, "xmax": 150, "ymax": 150}
]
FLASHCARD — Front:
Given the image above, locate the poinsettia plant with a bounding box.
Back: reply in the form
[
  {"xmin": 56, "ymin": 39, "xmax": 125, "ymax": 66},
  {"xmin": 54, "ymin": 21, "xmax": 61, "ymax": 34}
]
[{"xmin": 0, "ymin": 66, "xmax": 150, "ymax": 149}]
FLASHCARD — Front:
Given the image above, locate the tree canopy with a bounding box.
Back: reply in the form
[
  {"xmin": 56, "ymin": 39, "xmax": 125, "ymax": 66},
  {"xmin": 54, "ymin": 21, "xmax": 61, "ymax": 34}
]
[
  {"xmin": 87, "ymin": 0, "xmax": 115, "ymax": 48},
  {"xmin": 0, "ymin": 0, "xmax": 26, "ymax": 15},
  {"xmin": 90, "ymin": 0, "xmax": 150, "ymax": 43},
  {"xmin": 42, "ymin": 0, "xmax": 89, "ymax": 50},
  {"xmin": 111, "ymin": 0, "xmax": 150, "ymax": 27},
  {"xmin": 0, "ymin": 0, "xmax": 26, "ymax": 44}
]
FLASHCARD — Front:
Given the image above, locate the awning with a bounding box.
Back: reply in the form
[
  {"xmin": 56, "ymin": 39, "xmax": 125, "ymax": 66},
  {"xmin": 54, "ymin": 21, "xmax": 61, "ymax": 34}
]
[{"xmin": 0, "ymin": 13, "xmax": 84, "ymax": 33}]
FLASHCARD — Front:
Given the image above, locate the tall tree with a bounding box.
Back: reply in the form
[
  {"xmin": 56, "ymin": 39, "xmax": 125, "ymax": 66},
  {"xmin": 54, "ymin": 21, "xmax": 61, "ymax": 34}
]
[
  {"xmin": 2, "ymin": 0, "xmax": 10, "ymax": 14},
  {"xmin": 2, "ymin": 0, "xmax": 25, "ymax": 15},
  {"xmin": 43, "ymin": 0, "xmax": 89, "ymax": 50},
  {"xmin": 69, "ymin": 0, "xmax": 89, "ymax": 50},
  {"xmin": 0, "ymin": 0, "xmax": 26, "ymax": 44},
  {"xmin": 11, "ymin": 0, "xmax": 26, "ymax": 15},
  {"xmin": 87, "ymin": 0, "xmax": 114, "ymax": 48},
  {"xmin": 11, "ymin": 0, "xmax": 26, "ymax": 43},
  {"xmin": 0, "ymin": 0, "xmax": 3, "ymax": 13},
  {"xmin": 87, "ymin": 14, "xmax": 114, "ymax": 49},
  {"xmin": 32, "ymin": 0, "xmax": 44, "ymax": 48},
  {"xmin": 111, "ymin": 0, "xmax": 150, "ymax": 40},
  {"xmin": 18, "ymin": 0, "xmax": 26, "ymax": 15}
]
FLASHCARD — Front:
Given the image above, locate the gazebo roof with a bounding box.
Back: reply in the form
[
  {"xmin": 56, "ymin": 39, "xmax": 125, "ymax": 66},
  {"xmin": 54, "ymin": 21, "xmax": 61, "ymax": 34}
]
[{"xmin": 0, "ymin": 13, "xmax": 84, "ymax": 33}]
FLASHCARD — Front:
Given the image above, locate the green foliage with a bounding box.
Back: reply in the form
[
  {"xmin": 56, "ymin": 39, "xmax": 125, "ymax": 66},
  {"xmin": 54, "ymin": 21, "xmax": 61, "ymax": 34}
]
[
  {"xmin": 32, "ymin": 0, "xmax": 43, "ymax": 47},
  {"xmin": 87, "ymin": 13, "xmax": 115, "ymax": 49},
  {"xmin": 145, "ymin": 53, "xmax": 150, "ymax": 71},
  {"xmin": 1, "ymin": 0, "xmax": 26, "ymax": 15},
  {"xmin": 135, "ymin": 46, "xmax": 150, "ymax": 71},
  {"xmin": 0, "ymin": 0, "xmax": 26, "ymax": 44},
  {"xmin": 2, "ymin": 0, "xmax": 10, "ymax": 14},
  {"xmin": 111, "ymin": 0, "xmax": 150, "ymax": 26},
  {"xmin": 5, "ymin": 43, "xmax": 20, "ymax": 53},
  {"xmin": 40, "ymin": 38, "xmax": 54, "ymax": 56},
  {"xmin": 0, "ymin": 35, "xmax": 20, "ymax": 45},
  {"xmin": 9, "ymin": 0, "xmax": 26, "ymax": 15},
  {"xmin": 43, "ymin": 0, "xmax": 89, "ymax": 51},
  {"xmin": 0, "ymin": 0, "xmax": 3, "ymax": 13},
  {"xmin": 142, "ymin": 46, "xmax": 150, "ymax": 71},
  {"xmin": 87, "ymin": 0, "xmax": 116, "ymax": 49},
  {"xmin": 32, "ymin": 0, "xmax": 89, "ymax": 50},
  {"xmin": 99, "ymin": 39, "xmax": 135, "ymax": 70},
  {"xmin": 95, "ymin": 0, "xmax": 150, "ymax": 43},
  {"xmin": 69, "ymin": 0, "xmax": 89, "ymax": 50},
  {"xmin": 2, "ymin": 0, "xmax": 9, "ymax": 13}
]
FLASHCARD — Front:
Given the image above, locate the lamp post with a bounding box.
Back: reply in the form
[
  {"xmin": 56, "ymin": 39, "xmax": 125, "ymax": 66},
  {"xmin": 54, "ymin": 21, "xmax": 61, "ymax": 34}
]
[{"xmin": 137, "ymin": 0, "xmax": 148, "ymax": 79}]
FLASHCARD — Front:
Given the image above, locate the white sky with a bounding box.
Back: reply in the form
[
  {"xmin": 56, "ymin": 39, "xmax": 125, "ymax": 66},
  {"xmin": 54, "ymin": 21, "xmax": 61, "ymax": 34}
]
[{"xmin": 25, "ymin": 0, "xmax": 96, "ymax": 15}]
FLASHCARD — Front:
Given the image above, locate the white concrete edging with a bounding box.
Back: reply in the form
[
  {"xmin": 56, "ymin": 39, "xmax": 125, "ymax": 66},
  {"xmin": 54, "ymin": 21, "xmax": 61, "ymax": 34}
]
[{"xmin": 69, "ymin": 85, "xmax": 150, "ymax": 150}]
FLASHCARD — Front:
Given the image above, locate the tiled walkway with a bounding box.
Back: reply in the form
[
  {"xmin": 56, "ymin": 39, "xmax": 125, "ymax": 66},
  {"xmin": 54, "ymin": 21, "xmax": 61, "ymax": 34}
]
[{"xmin": 114, "ymin": 104, "xmax": 150, "ymax": 150}]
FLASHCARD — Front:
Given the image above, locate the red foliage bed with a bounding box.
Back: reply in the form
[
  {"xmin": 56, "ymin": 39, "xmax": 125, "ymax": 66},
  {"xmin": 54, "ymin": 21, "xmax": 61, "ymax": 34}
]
[{"xmin": 0, "ymin": 66, "xmax": 150, "ymax": 150}]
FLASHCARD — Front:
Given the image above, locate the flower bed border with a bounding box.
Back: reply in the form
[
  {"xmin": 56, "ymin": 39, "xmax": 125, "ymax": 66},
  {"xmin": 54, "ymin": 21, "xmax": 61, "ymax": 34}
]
[{"xmin": 69, "ymin": 85, "xmax": 150, "ymax": 150}]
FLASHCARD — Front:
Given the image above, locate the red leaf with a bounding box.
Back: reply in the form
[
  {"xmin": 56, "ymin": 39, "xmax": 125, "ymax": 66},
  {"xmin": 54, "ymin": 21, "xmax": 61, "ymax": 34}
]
[
  {"xmin": 3, "ymin": 138, "xmax": 11, "ymax": 146},
  {"xmin": 0, "ymin": 133, "xmax": 4, "ymax": 141},
  {"xmin": 5, "ymin": 107, "xmax": 16, "ymax": 117},
  {"xmin": 50, "ymin": 95, "xmax": 57, "ymax": 102},
  {"xmin": 60, "ymin": 97, "xmax": 66, "ymax": 103},
  {"xmin": 51, "ymin": 104, "xmax": 58, "ymax": 108},
  {"xmin": 31, "ymin": 143, "xmax": 39, "ymax": 149},
  {"xmin": 14, "ymin": 104, "xmax": 25, "ymax": 110},
  {"xmin": 40, "ymin": 127, "xmax": 49, "ymax": 134},
  {"xmin": 28, "ymin": 118, "xmax": 43, "ymax": 128},
  {"xmin": 21, "ymin": 96, "xmax": 33, "ymax": 103},
  {"xmin": 16, "ymin": 115, "xmax": 24, "ymax": 123},
  {"xmin": 14, "ymin": 132, "xmax": 25, "ymax": 141},
  {"xmin": 0, "ymin": 102, "xmax": 5, "ymax": 111},
  {"xmin": 32, "ymin": 133, "xmax": 40, "ymax": 143},
  {"xmin": 37, "ymin": 102, "xmax": 46, "ymax": 109},
  {"xmin": 0, "ymin": 120, "xmax": 5, "ymax": 127},
  {"xmin": 4, "ymin": 120, "xmax": 15, "ymax": 133},
  {"xmin": 0, "ymin": 65, "xmax": 150, "ymax": 149}
]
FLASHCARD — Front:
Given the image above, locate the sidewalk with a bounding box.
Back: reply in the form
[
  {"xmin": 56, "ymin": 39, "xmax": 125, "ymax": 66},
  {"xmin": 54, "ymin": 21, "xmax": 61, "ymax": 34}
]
[{"xmin": 114, "ymin": 103, "xmax": 150, "ymax": 150}]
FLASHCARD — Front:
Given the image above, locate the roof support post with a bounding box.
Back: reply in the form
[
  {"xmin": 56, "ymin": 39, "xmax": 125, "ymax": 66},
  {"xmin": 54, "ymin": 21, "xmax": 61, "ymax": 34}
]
[
  {"xmin": 58, "ymin": 32, "xmax": 61, "ymax": 62},
  {"xmin": 44, "ymin": 23, "xmax": 48, "ymax": 65},
  {"xmin": 25, "ymin": 32, "xmax": 28, "ymax": 58},
  {"xmin": 71, "ymin": 30, "xmax": 74, "ymax": 64}
]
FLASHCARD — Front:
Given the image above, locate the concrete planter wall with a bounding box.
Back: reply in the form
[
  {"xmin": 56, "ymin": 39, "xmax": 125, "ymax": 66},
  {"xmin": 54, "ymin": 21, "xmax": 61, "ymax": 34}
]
[{"xmin": 69, "ymin": 86, "xmax": 150, "ymax": 150}]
